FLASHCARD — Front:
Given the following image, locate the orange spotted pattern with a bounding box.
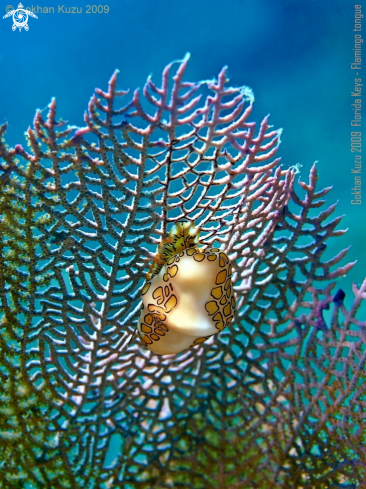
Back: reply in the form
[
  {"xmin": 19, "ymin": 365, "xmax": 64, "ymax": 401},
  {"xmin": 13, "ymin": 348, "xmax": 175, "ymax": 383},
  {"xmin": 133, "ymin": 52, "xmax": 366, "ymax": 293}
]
[
  {"xmin": 138, "ymin": 278, "xmax": 176, "ymax": 347},
  {"xmin": 138, "ymin": 246, "xmax": 235, "ymax": 350},
  {"xmin": 203, "ymin": 250, "xmax": 235, "ymax": 334}
]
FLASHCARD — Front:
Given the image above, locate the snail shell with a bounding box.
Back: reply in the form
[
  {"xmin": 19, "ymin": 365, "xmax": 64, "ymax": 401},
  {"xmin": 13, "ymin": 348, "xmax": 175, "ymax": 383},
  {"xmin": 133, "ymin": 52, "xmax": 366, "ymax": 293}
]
[{"xmin": 138, "ymin": 222, "xmax": 235, "ymax": 355}]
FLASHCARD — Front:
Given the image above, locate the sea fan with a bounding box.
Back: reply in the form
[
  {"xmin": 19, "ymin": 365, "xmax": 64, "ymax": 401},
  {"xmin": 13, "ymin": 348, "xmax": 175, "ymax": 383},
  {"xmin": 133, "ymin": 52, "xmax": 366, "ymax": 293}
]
[{"xmin": 0, "ymin": 54, "xmax": 365, "ymax": 488}]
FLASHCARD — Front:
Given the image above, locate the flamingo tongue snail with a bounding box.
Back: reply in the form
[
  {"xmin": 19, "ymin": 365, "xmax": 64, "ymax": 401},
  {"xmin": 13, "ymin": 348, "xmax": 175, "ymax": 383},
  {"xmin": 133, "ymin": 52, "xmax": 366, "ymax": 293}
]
[{"xmin": 138, "ymin": 222, "xmax": 236, "ymax": 355}]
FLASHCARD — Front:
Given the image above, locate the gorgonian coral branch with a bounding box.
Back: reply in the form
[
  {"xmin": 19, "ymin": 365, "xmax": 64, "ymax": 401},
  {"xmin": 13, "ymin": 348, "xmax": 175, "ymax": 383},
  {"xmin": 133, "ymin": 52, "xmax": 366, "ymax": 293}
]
[{"xmin": 0, "ymin": 55, "xmax": 363, "ymax": 488}]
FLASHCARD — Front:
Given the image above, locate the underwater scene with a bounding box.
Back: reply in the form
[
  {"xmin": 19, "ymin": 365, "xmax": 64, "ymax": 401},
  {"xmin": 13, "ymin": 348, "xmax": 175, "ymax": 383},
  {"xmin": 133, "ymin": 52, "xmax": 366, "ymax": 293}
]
[{"xmin": 0, "ymin": 0, "xmax": 365, "ymax": 487}]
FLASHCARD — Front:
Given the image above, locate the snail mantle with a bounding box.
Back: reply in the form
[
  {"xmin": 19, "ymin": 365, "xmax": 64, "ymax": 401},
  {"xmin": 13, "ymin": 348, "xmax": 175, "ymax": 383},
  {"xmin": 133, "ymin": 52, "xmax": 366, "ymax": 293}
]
[{"xmin": 137, "ymin": 222, "xmax": 236, "ymax": 355}]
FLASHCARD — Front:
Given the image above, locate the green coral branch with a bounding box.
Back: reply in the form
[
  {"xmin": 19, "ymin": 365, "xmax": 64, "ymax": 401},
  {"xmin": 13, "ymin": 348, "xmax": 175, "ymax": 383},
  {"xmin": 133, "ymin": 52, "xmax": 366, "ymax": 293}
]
[{"xmin": 0, "ymin": 157, "xmax": 74, "ymax": 488}]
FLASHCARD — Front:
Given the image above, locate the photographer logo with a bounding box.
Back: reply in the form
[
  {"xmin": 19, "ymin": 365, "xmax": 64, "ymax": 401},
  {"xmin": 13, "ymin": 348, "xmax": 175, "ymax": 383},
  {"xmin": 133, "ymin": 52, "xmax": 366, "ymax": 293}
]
[{"xmin": 3, "ymin": 3, "xmax": 38, "ymax": 31}]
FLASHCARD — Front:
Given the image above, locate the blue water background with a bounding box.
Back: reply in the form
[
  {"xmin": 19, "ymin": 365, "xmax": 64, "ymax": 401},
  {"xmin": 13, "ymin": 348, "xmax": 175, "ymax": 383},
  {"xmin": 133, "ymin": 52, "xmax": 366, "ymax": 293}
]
[
  {"xmin": 0, "ymin": 0, "xmax": 364, "ymax": 473},
  {"xmin": 0, "ymin": 0, "xmax": 363, "ymax": 303}
]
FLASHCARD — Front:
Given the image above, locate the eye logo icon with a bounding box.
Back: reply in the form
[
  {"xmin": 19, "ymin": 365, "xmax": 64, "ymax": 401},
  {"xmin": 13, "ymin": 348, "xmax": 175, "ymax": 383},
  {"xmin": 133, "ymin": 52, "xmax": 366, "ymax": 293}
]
[{"xmin": 3, "ymin": 2, "xmax": 38, "ymax": 31}]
